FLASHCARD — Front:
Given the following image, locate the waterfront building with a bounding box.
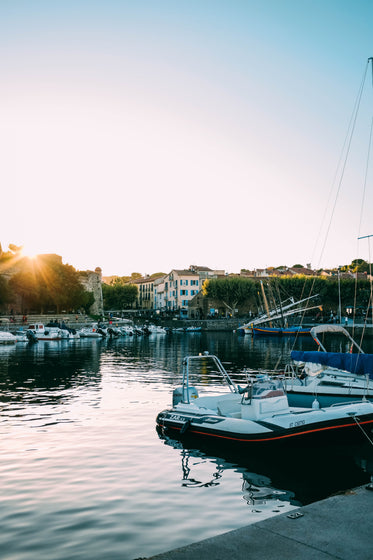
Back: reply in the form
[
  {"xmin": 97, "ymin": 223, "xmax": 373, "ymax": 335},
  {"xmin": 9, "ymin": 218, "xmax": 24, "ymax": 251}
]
[
  {"xmin": 154, "ymin": 266, "xmax": 224, "ymax": 317},
  {"xmin": 134, "ymin": 274, "xmax": 168, "ymax": 311}
]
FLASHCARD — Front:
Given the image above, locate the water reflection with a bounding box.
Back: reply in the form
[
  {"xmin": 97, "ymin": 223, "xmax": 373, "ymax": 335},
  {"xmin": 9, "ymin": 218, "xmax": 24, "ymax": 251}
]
[
  {"xmin": 1, "ymin": 332, "xmax": 373, "ymax": 560},
  {"xmin": 158, "ymin": 432, "xmax": 297, "ymax": 520},
  {"xmin": 157, "ymin": 428, "xmax": 373, "ymax": 506},
  {"xmin": 0, "ymin": 340, "xmax": 103, "ymax": 416}
]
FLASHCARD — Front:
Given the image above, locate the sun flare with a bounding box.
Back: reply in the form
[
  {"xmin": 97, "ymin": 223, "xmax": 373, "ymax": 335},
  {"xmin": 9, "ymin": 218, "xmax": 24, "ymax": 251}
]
[{"xmin": 21, "ymin": 246, "xmax": 39, "ymax": 260}]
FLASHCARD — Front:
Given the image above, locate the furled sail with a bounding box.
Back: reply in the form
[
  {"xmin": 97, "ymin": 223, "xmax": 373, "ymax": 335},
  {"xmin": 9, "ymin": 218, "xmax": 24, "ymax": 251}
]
[{"xmin": 291, "ymin": 350, "xmax": 373, "ymax": 379}]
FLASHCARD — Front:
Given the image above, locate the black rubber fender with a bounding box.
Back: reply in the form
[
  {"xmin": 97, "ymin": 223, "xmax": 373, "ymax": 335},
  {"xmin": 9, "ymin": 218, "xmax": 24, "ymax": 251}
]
[{"xmin": 180, "ymin": 419, "xmax": 192, "ymax": 435}]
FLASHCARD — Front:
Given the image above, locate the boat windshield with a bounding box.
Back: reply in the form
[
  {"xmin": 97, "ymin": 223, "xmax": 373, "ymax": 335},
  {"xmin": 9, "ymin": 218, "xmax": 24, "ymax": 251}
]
[{"xmin": 252, "ymin": 377, "xmax": 285, "ymax": 399}]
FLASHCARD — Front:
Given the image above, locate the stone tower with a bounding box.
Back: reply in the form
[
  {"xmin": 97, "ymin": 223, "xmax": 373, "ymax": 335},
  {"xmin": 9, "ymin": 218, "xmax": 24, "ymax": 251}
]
[{"xmin": 79, "ymin": 267, "xmax": 104, "ymax": 316}]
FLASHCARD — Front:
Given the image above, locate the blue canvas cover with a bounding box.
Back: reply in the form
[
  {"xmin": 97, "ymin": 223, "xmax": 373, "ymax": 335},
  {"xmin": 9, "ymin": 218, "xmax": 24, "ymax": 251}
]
[{"xmin": 291, "ymin": 350, "xmax": 373, "ymax": 379}]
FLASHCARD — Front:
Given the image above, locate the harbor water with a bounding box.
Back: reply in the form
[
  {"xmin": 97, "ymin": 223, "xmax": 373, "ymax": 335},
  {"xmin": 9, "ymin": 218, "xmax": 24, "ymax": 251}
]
[{"xmin": 1, "ymin": 331, "xmax": 373, "ymax": 560}]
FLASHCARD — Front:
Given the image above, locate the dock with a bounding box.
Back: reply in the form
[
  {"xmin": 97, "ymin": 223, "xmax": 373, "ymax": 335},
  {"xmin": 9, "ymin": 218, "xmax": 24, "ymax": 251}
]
[{"xmin": 145, "ymin": 483, "xmax": 373, "ymax": 560}]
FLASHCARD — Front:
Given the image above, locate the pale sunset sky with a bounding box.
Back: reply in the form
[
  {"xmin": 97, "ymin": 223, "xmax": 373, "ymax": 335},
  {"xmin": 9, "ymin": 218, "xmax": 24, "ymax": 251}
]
[{"xmin": 1, "ymin": 0, "xmax": 373, "ymax": 276}]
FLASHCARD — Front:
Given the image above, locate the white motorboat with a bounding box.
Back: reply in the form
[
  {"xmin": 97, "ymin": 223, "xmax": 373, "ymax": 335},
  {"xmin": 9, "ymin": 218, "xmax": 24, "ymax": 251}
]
[
  {"xmin": 156, "ymin": 353, "xmax": 373, "ymax": 447},
  {"xmin": 60, "ymin": 328, "xmax": 80, "ymax": 340},
  {"xmin": 14, "ymin": 329, "xmax": 29, "ymax": 342},
  {"xmin": 118, "ymin": 325, "xmax": 135, "ymax": 336},
  {"xmin": 174, "ymin": 326, "xmax": 202, "ymax": 333},
  {"xmin": 27, "ymin": 323, "xmax": 63, "ymax": 341},
  {"xmin": 283, "ymin": 325, "xmax": 373, "ymax": 407},
  {"xmin": 145, "ymin": 324, "xmax": 168, "ymax": 334},
  {"xmin": 0, "ymin": 331, "xmax": 17, "ymax": 344},
  {"xmin": 78, "ymin": 324, "xmax": 104, "ymax": 338}
]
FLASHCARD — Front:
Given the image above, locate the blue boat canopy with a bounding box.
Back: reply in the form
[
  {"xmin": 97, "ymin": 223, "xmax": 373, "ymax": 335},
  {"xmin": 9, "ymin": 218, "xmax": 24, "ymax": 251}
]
[{"xmin": 290, "ymin": 350, "xmax": 373, "ymax": 379}]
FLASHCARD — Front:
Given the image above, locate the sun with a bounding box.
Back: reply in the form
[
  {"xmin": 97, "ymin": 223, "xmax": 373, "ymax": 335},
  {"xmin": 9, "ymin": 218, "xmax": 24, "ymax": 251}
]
[{"xmin": 21, "ymin": 245, "xmax": 39, "ymax": 260}]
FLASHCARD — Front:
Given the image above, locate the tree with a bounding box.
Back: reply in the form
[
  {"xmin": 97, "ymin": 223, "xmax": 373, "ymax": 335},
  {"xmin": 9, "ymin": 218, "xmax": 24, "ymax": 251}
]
[
  {"xmin": 8, "ymin": 271, "xmax": 39, "ymax": 312},
  {"xmin": 203, "ymin": 277, "xmax": 256, "ymax": 316},
  {"xmin": 0, "ymin": 275, "xmax": 11, "ymax": 309},
  {"xmin": 102, "ymin": 283, "xmax": 138, "ymax": 310},
  {"xmin": 8, "ymin": 256, "xmax": 95, "ymax": 313}
]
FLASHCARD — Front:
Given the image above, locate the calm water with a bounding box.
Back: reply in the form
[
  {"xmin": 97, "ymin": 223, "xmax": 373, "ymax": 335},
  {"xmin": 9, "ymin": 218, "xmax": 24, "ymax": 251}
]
[{"xmin": 1, "ymin": 332, "xmax": 373, "ymax": 560}]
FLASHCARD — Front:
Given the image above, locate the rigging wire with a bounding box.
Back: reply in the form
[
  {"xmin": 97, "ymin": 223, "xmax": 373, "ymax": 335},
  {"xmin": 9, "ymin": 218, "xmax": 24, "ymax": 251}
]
[
  {"xmin": 310, "ymin": 62, "xmax": 370, "ymax": 270},
  {"xmin": 287, "ymin": 59, "xmax": 373, "ymax": 355},
  {"xmin": 315, "ymin": 58, "xmax": 371, "ymax": 270}
]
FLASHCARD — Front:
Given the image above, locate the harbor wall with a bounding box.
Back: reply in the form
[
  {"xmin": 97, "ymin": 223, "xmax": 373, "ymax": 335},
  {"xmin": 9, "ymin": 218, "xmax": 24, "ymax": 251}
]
[{"xmin": 1, "ymin": 314, "xmax": 373, "ymax": 337}]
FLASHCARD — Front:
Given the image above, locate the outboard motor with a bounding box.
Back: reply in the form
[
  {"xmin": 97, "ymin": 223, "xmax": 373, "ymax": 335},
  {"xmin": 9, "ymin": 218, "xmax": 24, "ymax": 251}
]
[
  {"xmin": 26, "ymin": 330, "xmax": 38, "ymax": 343},
  {"xmin": 172, "ymin": 386, "xmax": 199, "ymax": 406}
]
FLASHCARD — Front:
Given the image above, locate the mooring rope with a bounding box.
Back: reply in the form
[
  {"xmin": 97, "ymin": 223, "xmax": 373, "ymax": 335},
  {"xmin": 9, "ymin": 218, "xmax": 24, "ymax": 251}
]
[{"xmin": 352, "ymin": 415, "xmax": 373, "ymax": 446}]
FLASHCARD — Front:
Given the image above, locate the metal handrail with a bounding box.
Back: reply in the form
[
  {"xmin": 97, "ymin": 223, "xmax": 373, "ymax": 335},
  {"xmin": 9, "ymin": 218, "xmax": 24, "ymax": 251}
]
[{"xmin": 182, "ymin": 353, "xmax": 238, "ymax": 403}]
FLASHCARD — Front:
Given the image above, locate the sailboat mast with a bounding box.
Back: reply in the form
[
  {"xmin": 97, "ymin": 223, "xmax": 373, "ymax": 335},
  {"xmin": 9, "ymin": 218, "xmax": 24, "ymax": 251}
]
[
  {"xmin": 260, "ymin": 281, "xmax": 272, "ymax": 327},
  {"xmin": 274, "ymin": 280, "xmax": 286, "ymax": 327}
]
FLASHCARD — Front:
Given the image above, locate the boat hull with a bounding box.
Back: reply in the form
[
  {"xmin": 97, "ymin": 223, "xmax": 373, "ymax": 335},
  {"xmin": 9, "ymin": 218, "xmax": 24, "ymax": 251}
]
[
  {"xmin": 156, "ymin": 405, "xmax": 373, "ymax": 447},
  {"xmin": 253, "ymin": 327, "xmax": 311, "ymax": 336}
]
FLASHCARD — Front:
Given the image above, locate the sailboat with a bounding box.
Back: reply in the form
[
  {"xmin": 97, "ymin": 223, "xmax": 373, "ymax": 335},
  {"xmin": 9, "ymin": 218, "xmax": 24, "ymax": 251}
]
[
  {"xmin": 237, "ymin": 280, "xmax": 319, "ymax": 336},
  {"xmin": 280, "ymin": 324, "xmax": 373, "ymax": 407}
]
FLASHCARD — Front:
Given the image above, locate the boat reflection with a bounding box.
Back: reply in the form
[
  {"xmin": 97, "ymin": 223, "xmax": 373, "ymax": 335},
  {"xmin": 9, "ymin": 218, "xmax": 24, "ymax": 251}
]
[
  {"xmin": 157, "ymin": 427, "xmax": 373, "ymax": 507},
  {"xmin": 165, "ymin": 434, "xmax": 298, "ymax": 517},
  {"xmin": 0, "ymin": 340, "xmax": 103, "ymax": 416}
]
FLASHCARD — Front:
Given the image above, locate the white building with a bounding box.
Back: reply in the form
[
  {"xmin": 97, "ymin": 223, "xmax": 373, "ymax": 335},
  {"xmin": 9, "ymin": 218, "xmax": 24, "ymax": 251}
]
[{"xmin": 154, "ymin": 266, "xmax": 223, "ymax": 317}]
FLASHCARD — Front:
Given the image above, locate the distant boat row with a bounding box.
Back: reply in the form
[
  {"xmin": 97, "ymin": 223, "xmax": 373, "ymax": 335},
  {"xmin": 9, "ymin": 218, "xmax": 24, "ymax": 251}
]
[{"xmin": 0, "ymin": 322, "xmax": 202, "ymax": 343}]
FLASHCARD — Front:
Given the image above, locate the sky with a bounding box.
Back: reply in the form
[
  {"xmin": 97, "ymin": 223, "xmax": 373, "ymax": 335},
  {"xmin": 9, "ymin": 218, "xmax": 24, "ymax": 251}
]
[{"xmin": 1, "ymin": 0, "xmax": 373, "ymax": 276}]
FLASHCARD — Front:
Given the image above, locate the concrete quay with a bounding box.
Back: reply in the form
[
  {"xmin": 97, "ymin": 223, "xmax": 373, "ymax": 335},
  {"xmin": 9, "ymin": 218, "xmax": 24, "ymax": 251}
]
[{"xmin": 145, "ymin": 483, "xmax": 373, "ymax": 560}]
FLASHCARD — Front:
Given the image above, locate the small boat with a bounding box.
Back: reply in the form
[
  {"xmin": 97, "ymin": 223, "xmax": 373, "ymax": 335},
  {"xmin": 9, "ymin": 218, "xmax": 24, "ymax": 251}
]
[
  {"xmin": 174, "ymin": 326, "xmax": 202, "ymax": 333},
  {"xmin": 14, "ymin": 329, "xmax": 30, "ymax": 342},
  {"xmin": 78, "ymin": 324, "xmax": 104, "ymax": 338},
  {"xmin": 0, "ymin": 331, "xmax": 17, "ymax": 344},
  {"xmin": 156, "ymin": 353, "xmax": 373, "ymax": 447},
  {"xmin": 144, "ymin": 324, "xmax": 168, "ymax": 335},
  {"xmin": 118, "ymin": 325, "xmax": 135, "ymax": 336},
  {"xmin": 282, "ymin": 325, "xmax": 373, "ymax": 407},
  {"xmin": 253, "ymin": 326, "xmax": 311, "ymax": 336},
  {"xmin": 27, "ymin": 323, "xmax": 63, "ymax": 341}
]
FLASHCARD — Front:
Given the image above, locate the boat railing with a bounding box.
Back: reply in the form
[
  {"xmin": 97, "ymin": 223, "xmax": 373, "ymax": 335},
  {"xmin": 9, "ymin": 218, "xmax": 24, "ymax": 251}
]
[
  {"xmin": 329, "ymin": 399, "xmax": 369, "ymax": 408},
  {"xmin": 181, "ymin": 353, "xmax": 238, "ymax": 403}
]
